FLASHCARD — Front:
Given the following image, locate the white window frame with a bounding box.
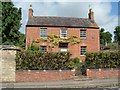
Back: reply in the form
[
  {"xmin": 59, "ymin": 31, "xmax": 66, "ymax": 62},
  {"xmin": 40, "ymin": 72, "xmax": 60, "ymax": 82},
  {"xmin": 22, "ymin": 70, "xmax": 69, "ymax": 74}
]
[
  {"xmin": 80, "ymin": 46, "xmax": 87, "ymax": 56},
  {"xmin": 60, "ymin": 29, "xmax": 67, "ymax": 39},
  {"xmin": 40, "ymin": 29, "xmax": 47, "ymax": 38},
  {"xmin": 80, "ymin": 30, "xmax": 86, "ymax": 39},
  {"xmin": 60, "ymin": 48, "xmax": 67, "ymax": 52}
]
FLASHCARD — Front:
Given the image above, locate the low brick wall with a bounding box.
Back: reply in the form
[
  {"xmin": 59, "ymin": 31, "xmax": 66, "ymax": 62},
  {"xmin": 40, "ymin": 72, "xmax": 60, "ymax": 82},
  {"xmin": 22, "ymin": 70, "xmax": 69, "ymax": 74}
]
[
  {"xmin": 86, "ymin": 69, "xmax": 120, "ymax": 79},
  {"xmin": 16, "ymin": 70, "xmax": 75, "ymax": 82}
]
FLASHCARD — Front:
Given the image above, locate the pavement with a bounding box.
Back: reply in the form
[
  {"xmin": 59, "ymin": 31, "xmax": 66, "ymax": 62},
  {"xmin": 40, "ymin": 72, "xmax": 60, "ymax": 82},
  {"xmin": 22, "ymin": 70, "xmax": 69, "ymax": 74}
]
[{"xmin": 1, "ymin": 78, "xmax": 120, "ymax": 89}]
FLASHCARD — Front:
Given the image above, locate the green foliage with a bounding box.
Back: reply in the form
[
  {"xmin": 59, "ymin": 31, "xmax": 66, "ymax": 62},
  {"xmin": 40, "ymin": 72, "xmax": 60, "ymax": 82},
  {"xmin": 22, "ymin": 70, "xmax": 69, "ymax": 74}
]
[
  {"xmin": 30, "ymin": 45, "xmax": 39, "ymax": 51},
  {"xmin": 15, "ymin": 51, "xmax": 75, "ymax": 70},
  {"xmin": 33, "ymin": 34, "xmax": 80, "ymax": 51},
  {"xmin": 71, "ymin": 57, "xmax": 83, "ymax": 70},
  {"xmin": 83, "ymin": 52, "xmax": 120, "ymax": 69},
  {"xmin": 114, "ymin": 26, "xmax": 120, "ymax": 50},
  {"xmin": 0, "ymin": 1, "xmax": 2, "ymax": 45},
  {"xmin": 107, "ymin": 42, "xmax": 118, "ymax": 50},
  {"xmin": 2, "ymin": 1, "xmax": 25, "ymax": 48},
  {"xmin": 100, "ymin": 28, "xmax": 112, "ymax": 46},
  {"xmin": 72, "ymin": 57, "xmax": 80, "ymax": 64}
]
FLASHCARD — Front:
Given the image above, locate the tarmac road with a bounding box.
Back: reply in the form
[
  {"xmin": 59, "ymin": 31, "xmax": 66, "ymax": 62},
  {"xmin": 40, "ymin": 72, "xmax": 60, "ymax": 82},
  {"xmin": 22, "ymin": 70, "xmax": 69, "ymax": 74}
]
[{"xmin": 1, "ymin": 78, "xmax": 119, "ymax": 89}]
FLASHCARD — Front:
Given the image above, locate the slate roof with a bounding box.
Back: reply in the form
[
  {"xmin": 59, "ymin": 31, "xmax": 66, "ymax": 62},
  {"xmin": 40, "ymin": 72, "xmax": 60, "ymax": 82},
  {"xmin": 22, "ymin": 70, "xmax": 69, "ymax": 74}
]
[{"xmin": 26, "ymin": 16, "xmax": 99, "ymax": 28}]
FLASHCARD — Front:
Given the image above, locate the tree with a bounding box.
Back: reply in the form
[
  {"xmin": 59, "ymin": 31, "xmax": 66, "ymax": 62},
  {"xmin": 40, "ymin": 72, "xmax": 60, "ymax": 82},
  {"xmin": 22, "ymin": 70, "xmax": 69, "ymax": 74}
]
[
  {"xmin": 2, "ymin": 1, "xmax": 25, "ymax": 48},
  {"xmin": 32, "ymin": 34, "xmax": 80, "ymax": 52},
  {"xmin": 0, "ymin": 2, "xmax": 2, "ymax": 45},
  {"xmin": 114, "ymin": 26, "xmax": 120, "ymax": 50},
  {"xmin": 100, "ymin": 28, "xmax": 112, "ymax": 46}
]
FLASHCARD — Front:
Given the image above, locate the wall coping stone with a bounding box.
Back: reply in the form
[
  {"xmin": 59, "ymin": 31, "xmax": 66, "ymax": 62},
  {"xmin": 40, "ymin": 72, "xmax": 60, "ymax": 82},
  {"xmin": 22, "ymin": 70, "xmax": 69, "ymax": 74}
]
[
  {"xmin": 87, "ymin": 68, "xmax": 120, "ymax": 70},
  {"xmin": 0, "ymin": 45, "xmax": 21, "ymax": 51},
  {"xmin": 16, "ymin": 70, "xmax": 76, "ymax": 72}
]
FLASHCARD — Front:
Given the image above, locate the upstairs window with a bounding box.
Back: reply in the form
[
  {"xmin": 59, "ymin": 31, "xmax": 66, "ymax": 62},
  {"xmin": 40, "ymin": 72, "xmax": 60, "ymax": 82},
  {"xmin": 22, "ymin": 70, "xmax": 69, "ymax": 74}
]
[
  {"xmin": 40, "ymin": 46, "xmax": 47, "ymax": 52},
  {"xmin": 80, "ymin": 46, "xmax": 87, "ymax": 55},
  {"xmin": 60, "ymin": 28, "xmax": 67, "ymax": 38},
  {"xmin": 40, "ymin": 29, "xmax": 47, "ymax": 38},
  {"xmin": 80, "ymin": 30, "xmax": 86, "ymax": 39}
]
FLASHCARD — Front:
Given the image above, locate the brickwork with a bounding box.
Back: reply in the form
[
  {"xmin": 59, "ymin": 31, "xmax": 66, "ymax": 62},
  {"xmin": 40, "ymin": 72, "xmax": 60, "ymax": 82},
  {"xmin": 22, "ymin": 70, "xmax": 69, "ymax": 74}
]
[
  {"xmin": 86, "ymin": 69, "xmax": 120, "ymax": 79},
  {"xmin": 26, "ymin": 5, "xmax": 100, "ymax": 60},
  {"xmin": 26, "ymin": 27, "xmax": 100, "ymax": 60},
  {"xmin": 16, "ymin": 70, "xmax": 75, "ymax": 82}
]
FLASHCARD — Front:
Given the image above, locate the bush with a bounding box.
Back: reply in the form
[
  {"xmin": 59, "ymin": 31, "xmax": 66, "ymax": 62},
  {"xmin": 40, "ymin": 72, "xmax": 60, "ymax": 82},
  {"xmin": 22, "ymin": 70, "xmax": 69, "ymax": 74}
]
[
  {"xmin": 15, "ymin": 50, "xmax": 75, "ymax": 70},
  {"xmin": 84, "ymin": 52, "xmax": 120, "ymax": 69},
  {"xmin": 71, "ymin": 57, "xmax": 83, "ymax": 69}
]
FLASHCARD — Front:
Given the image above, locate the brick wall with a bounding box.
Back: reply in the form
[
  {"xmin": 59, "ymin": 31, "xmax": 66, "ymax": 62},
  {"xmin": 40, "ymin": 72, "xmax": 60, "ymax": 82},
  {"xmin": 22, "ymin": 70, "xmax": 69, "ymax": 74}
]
[
  {"xmin": 16, "ymin": 70, "xmax": 75, "ymax": 82},
  {"xmin": 86, "ymin": 69, "xmax": 120, "ymax": 79},
  {"xmin": 26, "ymin": 26, "xmax": 100, "ymax": 60}
]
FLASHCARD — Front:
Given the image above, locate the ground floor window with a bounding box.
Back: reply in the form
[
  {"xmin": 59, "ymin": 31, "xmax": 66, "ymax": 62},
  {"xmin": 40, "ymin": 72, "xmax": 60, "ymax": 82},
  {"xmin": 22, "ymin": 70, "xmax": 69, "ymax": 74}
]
[
  {"xmin": 59, "ymin": 42, "xmax": 68, "ymax": 52},
  {"xmin": 80, "ymin": 46, "xmax": 87, "ymax": 55},
  {"xmin": 40, "ymin": 46, "xmax": 47, "ymax": 52}
]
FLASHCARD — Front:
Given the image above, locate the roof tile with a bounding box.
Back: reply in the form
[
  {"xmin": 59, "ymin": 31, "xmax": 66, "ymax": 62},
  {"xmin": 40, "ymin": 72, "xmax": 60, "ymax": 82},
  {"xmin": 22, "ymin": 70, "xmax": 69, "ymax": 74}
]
[{"xmin": 27, "ymin": 16, "xmax": 99, "ymax": 28}]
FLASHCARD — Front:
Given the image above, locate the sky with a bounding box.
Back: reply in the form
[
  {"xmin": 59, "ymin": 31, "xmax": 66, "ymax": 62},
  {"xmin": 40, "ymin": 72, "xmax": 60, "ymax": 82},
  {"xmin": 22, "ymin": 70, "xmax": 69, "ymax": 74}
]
[{"xmin": 12, "ymin": 0, "xmax": 119, "ymax": 39}]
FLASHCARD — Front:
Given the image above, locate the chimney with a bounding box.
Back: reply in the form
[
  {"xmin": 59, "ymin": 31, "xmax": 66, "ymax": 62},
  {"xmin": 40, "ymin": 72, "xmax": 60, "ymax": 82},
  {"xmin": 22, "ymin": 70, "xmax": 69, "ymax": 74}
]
[
  {"xmin": 28, "ymin": 5, "xmax": 33, "ymax": 18},
  {"xmin": 88, "ymin": 8, "xmax": 94, "ymax": 20}
]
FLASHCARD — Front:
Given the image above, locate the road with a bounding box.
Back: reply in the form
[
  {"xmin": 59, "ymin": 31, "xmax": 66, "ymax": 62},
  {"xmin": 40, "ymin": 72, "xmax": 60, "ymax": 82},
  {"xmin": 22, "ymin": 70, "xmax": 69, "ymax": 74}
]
[{"xmin": 1, "ymin": 78, "xmax": 119, "ymax": 89}]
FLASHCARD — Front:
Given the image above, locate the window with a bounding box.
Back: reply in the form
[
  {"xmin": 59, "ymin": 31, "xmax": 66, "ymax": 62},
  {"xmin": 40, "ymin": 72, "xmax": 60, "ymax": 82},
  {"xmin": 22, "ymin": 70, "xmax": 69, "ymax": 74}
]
[
  {"xmin": 80, "ymin": 46, "xmax": 87, "ymax": 55},
  {"xmin": 80, "ymin": 30, "xmax": 86, "ymax": 39},
  {"xmin": 59, "ymin": 42, "xmax": 68, "ymax": 52},
  {"xmin": 40, "ymin": 29, "xmax": 47, "ymax": 38},
  {"xmin": 60, "ymin": 28, "xmax": 67, "ymax": 38},
  {"xmin": 40, "ymin": 46, "xmax": 47, "ymax": 52}
]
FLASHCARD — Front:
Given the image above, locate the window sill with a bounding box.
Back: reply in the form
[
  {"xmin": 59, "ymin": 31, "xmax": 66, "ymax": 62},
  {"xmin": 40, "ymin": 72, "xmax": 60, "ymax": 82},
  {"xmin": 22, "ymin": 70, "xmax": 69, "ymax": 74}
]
[
  {"xmin": 80, "ymin": 55, "xmax": 86, "ymax": 56},
  {"xmin": 80, "ymin": 37, "xmax": 87, "ymax": 40}
]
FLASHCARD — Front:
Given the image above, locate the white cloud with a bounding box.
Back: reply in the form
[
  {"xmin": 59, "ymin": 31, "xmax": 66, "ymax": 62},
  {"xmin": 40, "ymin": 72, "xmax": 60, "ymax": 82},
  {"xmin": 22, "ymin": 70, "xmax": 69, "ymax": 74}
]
[{"xmin": 12, "ymin": 0, "xmax": 118, "ymax": 39}]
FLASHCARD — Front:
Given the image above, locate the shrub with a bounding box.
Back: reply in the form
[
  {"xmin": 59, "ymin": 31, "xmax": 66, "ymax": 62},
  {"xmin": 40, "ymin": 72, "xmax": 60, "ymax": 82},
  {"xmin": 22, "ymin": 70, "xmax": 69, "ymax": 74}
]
[
  {"xmin": 71, "ymin": 57, "xmax": 84, "ymax": 75},
  {"xmin": 84, "ymin": 51, "xmax": 120, "ymax": 69},
  {"xmin": 15, "ymin": 50, "xmax": 75, "ymax": 70},
  {"xmin": 71, "ymin": 57, "xmax": 83, "ymax": 69}
]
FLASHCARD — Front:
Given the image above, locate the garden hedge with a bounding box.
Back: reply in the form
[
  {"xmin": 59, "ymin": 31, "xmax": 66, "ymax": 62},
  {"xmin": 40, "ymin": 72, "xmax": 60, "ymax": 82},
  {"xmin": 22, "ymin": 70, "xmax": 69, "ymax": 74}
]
[
  {"xmin": 84, "ymin": 51, "xmax": 120, "ymax": 69},
  {"xmin": 15, "ymin": 50, "xmax": 74, "ymax": 70}
]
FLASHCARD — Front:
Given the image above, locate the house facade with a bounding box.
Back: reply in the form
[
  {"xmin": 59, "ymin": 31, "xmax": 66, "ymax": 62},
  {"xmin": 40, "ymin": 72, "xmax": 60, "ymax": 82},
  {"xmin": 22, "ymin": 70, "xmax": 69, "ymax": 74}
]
[{"xmin": 26, "ymin": 5, "xmax": 100, "ymax": 60}]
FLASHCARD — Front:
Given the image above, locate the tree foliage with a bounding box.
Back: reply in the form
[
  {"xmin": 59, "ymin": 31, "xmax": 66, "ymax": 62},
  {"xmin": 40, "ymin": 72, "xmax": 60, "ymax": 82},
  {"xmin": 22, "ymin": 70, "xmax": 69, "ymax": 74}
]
[
  {"xmin": 2, "ymin": 1, "xmax": 25, "ymax": 48},
  {"xmin": 0, "ymin": 2, "xmax": 2, "ymax": 44},
  {"xmin": 114, "ymin": 26, "xmax": 120, "ymax": 50},
  {"xmin": 100, "ymin": 28, "xmax": 112, "ymax": 46}
]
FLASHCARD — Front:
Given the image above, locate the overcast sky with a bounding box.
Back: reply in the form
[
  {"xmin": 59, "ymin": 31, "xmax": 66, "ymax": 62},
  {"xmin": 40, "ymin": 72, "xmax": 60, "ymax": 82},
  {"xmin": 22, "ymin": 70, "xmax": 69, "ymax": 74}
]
[{"xmin": 12, "ymin": 0, "xmax": 119, "ymax": 39}]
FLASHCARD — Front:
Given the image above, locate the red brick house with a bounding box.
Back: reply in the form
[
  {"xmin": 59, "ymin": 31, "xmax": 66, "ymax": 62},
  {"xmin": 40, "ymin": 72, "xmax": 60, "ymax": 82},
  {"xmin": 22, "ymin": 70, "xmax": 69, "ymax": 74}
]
[{"xmin": 26, "ymin": 5, "xmax": 100, "ymax": 60}]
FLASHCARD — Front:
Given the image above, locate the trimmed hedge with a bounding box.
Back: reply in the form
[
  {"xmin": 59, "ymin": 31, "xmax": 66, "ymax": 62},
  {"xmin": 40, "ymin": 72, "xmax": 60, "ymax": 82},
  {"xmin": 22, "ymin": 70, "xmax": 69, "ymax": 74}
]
[
  {"xmin": 15, "ymin": 51, "xmax": 74, "ymax": 70},
  {"xmin": 84, "ymin": 52, "xmax": 120, "ymax": 69}
]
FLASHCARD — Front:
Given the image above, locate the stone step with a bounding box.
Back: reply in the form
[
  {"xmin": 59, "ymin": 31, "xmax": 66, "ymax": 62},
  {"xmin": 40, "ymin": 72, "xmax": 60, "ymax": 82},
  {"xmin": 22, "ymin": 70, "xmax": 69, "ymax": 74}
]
[{"xmin": 74, "ymin": 75, "xmax": 92, "ymax": 81}]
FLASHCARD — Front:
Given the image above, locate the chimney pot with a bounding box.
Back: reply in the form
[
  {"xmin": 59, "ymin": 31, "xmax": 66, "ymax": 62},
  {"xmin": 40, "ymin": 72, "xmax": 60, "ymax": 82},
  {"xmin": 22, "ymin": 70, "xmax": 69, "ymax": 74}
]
[
  {"xmin": 28, "ymin": 5, "xmax": 33, "ymax": 18},
  {"xmin": 88, "ymin": 8, "xmax": 94, "ymax": 20}
]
